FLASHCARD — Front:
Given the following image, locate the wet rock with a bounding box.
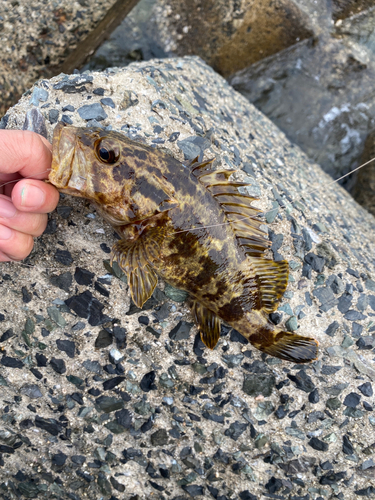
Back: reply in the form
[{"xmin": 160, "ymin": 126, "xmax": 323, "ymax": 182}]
[
  {"xmin": 95, "ymin": 329, "xmax": 113, "ymax": 348},
  {"xmin": 52, "ymin": 452, "xmax": 67, "ymax": 466}
]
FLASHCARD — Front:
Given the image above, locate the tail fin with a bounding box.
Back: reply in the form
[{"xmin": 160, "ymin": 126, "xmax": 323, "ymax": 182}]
[{"xmin": 257, "ymin": 330, "xmax": 319, "ymax": 363}]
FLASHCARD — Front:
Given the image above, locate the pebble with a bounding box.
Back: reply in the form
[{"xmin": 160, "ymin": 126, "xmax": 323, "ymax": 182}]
[
  {"xmin": 29, "ymin": 87, "xmax": 48, "ymax": 106},
  {"xmin": 20, "ymin": 384, "xmax": 42, "ymax": 399},
  {"xmin": 65, "ymin": 290, "xmax": 109, "ymax": 326},
  {"xmin": 358, "ymin": 382, "xmax": 373, "ymax": 397},
  {"xmin": 100, "ymin": 97, "xmax": 115, "ymax": 108},
  {"xmin": 108, "ymin": 348, "xmax": 124, "ymax": 364},
  {"xmin": 56, "ymin": 339, "xmax": 75, "ymax": 358},
  {"xmin": 242, "ymin": 373, "xmax": 275, "ymax": 397},
  {"xmin": 285, "ymin": 315, "xmax": 298, "ymax": 331},
  {"xmin": 95, "ymin": 396, "xmax": 124, "ymax": 413},
  {"xmin": 23, "ymin": 108, "xmax": 47, "ymax": 138},
  {"xmin": 305, "ymin": 253, "xmax": 326, "ymax": 273},
  {"xmin": 164, "ymin": 283, "xmax": 189, "ymax": 302},
  {"xmin": 288, "ymin": 370, "xmax": 315, "ymax": 393},
  {"xmin": 309, "ymin": 437, "xmax": 329, "ymax": 451},
  {"xmin": 49, "ymin": 357, "xmax": 66, "ymax": 374},
  {"xmin": 151, "ymin": 428, "xmax": 169, "ymax": 446},
  {"xmin": 78, "ymin": 103, "xmax": 108, "ymax": 121},
  {"xmin": 343, "ymin": 392, "xmax": 361, "ymax": 408},
  {"xmin": 140, "ymin": 371, "xmax": 157, "ymax": 392},
  {"xmin": 169, "ymin": 321, "xmax": 193, "ymax": 340}
]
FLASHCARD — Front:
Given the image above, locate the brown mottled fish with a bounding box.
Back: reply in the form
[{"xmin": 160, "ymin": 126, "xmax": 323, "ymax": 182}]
[{"xmin": 49, "ymin": 122, "xmax": 319, "ymax": 363}]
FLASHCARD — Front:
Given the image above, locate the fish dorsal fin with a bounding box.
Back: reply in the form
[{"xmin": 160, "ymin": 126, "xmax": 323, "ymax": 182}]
[
  {"xmin": 111, "ymin": 238, "xmax": 159, "ymax": 308},
  {"xmin": 191, "ymin": 300, "xmax": 221, "ymax": 349},
  {"xmin": 191, "ymin": 163, "xmax": 270, "ymax": 257},
  {"xmin": 249, "ymin": 258, "xmax": 289, "ymax": 313}
]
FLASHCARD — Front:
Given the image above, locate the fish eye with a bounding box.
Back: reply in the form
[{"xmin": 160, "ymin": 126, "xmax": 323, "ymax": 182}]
[{"xmin": 95, "ymin": 140, "xmax": 120, "ymax": 164}]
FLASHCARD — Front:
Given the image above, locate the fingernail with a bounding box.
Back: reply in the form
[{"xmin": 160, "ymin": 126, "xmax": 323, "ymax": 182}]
[
  {"xmin": 0, "ymin": 197, "xmax": 17, "ymax": 218},
  {"xmin": 21, "ymin": 184, "xmax": 46, "ymax": 208},
  {"xmin": 0, "ymin": 225, "xmax": 13, "ymax": 240}
]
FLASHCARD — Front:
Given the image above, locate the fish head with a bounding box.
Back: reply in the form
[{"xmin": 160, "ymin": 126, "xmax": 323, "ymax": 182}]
[{"xmin": 49, "ymin": 122, "xmax": 178, "ymax": 227}]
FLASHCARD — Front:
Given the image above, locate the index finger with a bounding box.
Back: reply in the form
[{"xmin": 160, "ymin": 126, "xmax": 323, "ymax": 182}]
[{"xmin": 0, "ymin": 130, "xmax": 52, "ymax": 180}]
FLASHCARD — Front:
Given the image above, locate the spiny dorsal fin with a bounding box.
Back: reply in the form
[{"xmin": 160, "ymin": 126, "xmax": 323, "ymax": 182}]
[
  {"xmin": 249, "ymin": 258, "xmax": 289, "ymax": 313},
  {"xmin": 190, "ymin": 161, "xmax": 270, "ymax": 257},
  {"xmin": 111, "ymin": 238, "xmax": 159, "ymax": 308}
]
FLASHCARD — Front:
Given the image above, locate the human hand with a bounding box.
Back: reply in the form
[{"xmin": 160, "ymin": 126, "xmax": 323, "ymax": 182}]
[{"xmin": 0, "ymin": 130, "xmax": 60, "ymax": 262}]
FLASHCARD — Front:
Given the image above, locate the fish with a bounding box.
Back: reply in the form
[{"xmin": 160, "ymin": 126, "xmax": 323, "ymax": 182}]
[{"xmin": 49, "ymin": 121, "xmax": 319, "ymax": 363}]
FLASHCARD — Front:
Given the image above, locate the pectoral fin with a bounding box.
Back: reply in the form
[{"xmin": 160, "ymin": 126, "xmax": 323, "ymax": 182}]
[
  {"xmin": 191, "ymin": 301, "xmax": 221, "ymax": 349},
  {"xmin": 112, "ymin": 238, "xmax": 158, "ymax": 308}
]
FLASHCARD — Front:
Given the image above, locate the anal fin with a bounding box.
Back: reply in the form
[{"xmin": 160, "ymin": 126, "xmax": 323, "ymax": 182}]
[
  {"xmin": 191, "ymin": 301, "xmax": 221, "ymax": 349},
  {"xmin": 112, "ymin": 238, "xmax": 158, "ymax": 308},
  {"xmin": 249, "ymin": 258, "xmax": 289, "ymax": 313}
]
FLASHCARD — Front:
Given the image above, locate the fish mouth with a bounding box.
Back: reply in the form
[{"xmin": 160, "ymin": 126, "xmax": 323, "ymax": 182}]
[{"xmin": 48, "ymin": 122, "xmax": 88, "ymax": 196}]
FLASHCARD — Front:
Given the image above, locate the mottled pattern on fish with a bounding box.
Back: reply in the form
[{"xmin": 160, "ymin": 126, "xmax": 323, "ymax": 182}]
[{"xmin": 49, "ymin": 122, "xmax": 319, "ymax": 363}]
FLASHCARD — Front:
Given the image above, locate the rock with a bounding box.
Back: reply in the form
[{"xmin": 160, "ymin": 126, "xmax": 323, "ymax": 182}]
[
  {"xmin": 343, "ymin": 392, "xmax": 361, "ymax": 408},
  {"xmin": 288, "ymin": 370, "xmax": 316, "ymax": 393},
  {"xmin": 49, "ymin": 272, "xmax": 72, "ymax": 292},
  {"xmin": 342, "ymin": 435, "xmax": 354, "ymax": 455},
  {"xmin": 309, "ymin": 437, "xmax": 329, "ymax": 452},
  {"xmin": 3, "ymin": 55, "xmax": 375, "ymax": 500},
  {"xmin": 78, "ymin": 103, "xmax": 108, "ymax": 121},
  {"xmin": 56, "ymin": 339, "xmax": 76, "ymax": 358},
  {"xmin": 54, "ymin": 248, "xmax": 73, "ymax": 266},
  {"xmin": 95, "ymin": 396, "xmax": 124, "ymax": 413},
  {"xmin": 65, "ymin": 290, "xmax": 110, "ymax": 326},
  {"xmin": 169, "ymin": 321, "xmax": 194, "ymax": 341},
  {"xmin": 151, "ymin": 429, "xmax": 169, "ymax": 446},
  {"xmin": 243, "ymin": 373, "xmax": 276, "ymax": 397},
  {"xmin": 358, "ymin": 382, "xmax": 373, "ymax": 397},
  {"xmin": 51, "ymin": 452, "xmax": 67, "ymax": 466},
  {"xmin": 140, "ymin": 371, "xmax": 157, "ymax": 392},
  {"xmin": 74, "ymin": 267, "xmax": 95, "ymax": 286}
]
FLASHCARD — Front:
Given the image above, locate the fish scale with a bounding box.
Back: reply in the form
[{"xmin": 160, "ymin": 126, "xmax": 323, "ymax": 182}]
[{"xmin": 49, "ymin": 121, "xmax": 319, "ymax": 363}]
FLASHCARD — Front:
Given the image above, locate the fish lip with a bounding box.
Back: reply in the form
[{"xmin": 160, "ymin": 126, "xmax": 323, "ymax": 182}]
[
  {"xmin": 49, "ymin": 122, "xmax": 88, "ymax": 196},
  {"xmin": 49, "ymin": 122, "xmax": 75, "ymax": 191}
]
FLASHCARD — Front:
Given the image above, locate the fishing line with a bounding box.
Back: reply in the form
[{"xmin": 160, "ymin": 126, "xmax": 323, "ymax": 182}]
[
  {"xmin": 172, "ymin": 155, "xmax": 375, "ymax": 235},
  {"xmin": 1, "ymin": 155, "xmax": 374, "ymax": 268}
]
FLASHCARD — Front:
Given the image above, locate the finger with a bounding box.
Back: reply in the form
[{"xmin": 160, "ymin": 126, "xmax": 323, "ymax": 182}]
[
  {"xmin": 0, "ymin": 196, "xmax": 48, "ymax": 236},
  {"xmin": 0, "ymin": 250, "xmax": 13, "ymax": 262},
  {"xmin": 0, "ymin": 173, "xmax": 21, "ymax": 196},
  {"xmin": 0, "ymin": 130, "xmax": 52, "ymax": 179},
  {"xmin": 11, "ymin": 179, "xmax": 60, "ymax": 214},
  {"xmin": 0, "ymin": 224, "xmax": 34, "ymax": 261}
]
